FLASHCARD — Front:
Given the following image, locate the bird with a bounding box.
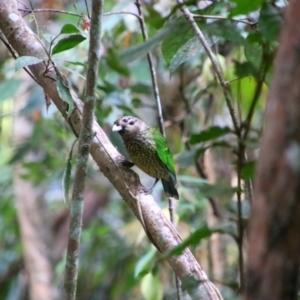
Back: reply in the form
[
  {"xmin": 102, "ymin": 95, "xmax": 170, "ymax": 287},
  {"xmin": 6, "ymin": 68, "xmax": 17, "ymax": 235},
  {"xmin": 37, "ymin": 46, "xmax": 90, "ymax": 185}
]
[{"xmin": 112, "ymin": 116, "xmax": 179, "ymax": 200}]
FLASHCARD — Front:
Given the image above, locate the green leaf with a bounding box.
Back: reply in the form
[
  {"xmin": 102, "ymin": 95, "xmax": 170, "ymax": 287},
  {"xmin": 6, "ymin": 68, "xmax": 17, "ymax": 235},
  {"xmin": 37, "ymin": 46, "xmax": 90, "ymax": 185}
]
[
  {"xmin": 66, "ymin": 61, "xmax": 88, "ymax": 67},
  {"xmin": 134, "ymin": 248, "xmax": 156, "ymax": 278},
  {"xmin": 106, "ymin": 48, "xmax": 130, "ymax": 76},
  {"xmin": 56, "ymin": 76, "xmax": 75, "ymax": 116},
  {"xmin": 229, "ymin": 0, "xmax": 264, "ymax": 17},
  {"xmin": 190, "ymin": 126, "xmax": 232, "ymax": 144},
  {"xmin": 199, "ymin": 183, "xmax": 239, "ymax": 198},
  {"xmin": 52, "ymin": 34, "xmax": 86, "ymax": 55},
  {"xmin": 178, "ymin": 175, "xmax": 208, "ymax": 185},
  {"xmin": 244, "ymin": 38, "xmax": 263, "ymax": 71},
  {"xmin": 241, "ymin": 160, "xmax": 256, "ymax": 179},
  {"xmin": 234, "ymin": 61, "xmax": 257, "ymax": 78},
  {"xmin": 162, "ymin": 18, "xmax": 201, "ymax": 65},
  {"xmin": 258, "ymin": 3, "xmax": 282, "ymax": 42},
  {"xmin": 141, "ymin": 273, "xmax": 163, "ymax": 300},
  {"xmin": 0, "ymin": 79, "xmax": 21, "ymax": 103},
  {"xmin": 161, "ymin": 224, "xmax": 238, "ymax": 259},
  {"xmin": 62, "ymin": 139, "xmax": 77, "ymax": 206},
  {"xmin": 15, "ymin": 56, "xmax": 43, "ymax": 72},
  {"xmin": 60, "ymin": 24, "xmax": 80, "ymax": 34},
  {"xmin": 169, "ymin": 37, "xmax": 202, "ymax": 75},
  {"xmin": 144, "ymin": 5, "xmax": 167, "ymax": 29},
  {"xmin": 205, "ymin": 21, "xmax": 244, "ymax": 44},
  {"xmin": 131, "ymin": 98, "xmax": 142, "ymax": 108},
  {"xmin": 177, "ymin": 149, "xmax": 198, "ymax": 168},
  {"xmin": 120, "ymin": 25, "xmax": 172, "ymax": 63},
  {"xmin": 179, "ymin": 175, "xmax": 239, "ymax": 198}
]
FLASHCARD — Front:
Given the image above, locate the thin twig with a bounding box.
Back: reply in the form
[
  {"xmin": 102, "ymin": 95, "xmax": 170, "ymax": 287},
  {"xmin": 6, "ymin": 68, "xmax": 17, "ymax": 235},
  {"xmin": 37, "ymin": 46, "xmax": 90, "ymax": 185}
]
[
  {"xmin": 0, "ymin": 34, "xmax": 39, "ymax": 84},
  {"xmin": 84, "ymin": 0, "xmax": 90, "ymax": 19},
  {"xmin": 19, "ymin": 8, "xmax": 84, "ymax": 17},
  {"xmin": 192, "ymin": 14, "xmax": 256, "ymax": 26},
  {"xmin": 19, "ymin": 8, "xmax": 141, "ymax": 20},
  {"xmin": 63, "ymin": 0, "xmax": 103, "ymax": 299}
]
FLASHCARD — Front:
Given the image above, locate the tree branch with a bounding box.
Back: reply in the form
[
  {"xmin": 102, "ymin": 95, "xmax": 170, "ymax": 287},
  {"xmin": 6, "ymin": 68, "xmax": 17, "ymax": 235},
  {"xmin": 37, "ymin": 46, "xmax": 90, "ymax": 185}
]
[
  {"xmin": 0, "ymin": 1, "xmax": 222, "ymax": 299},
  {"xmin": 63, "ymin": 0, "xmax": 103, "ymax": 299}
]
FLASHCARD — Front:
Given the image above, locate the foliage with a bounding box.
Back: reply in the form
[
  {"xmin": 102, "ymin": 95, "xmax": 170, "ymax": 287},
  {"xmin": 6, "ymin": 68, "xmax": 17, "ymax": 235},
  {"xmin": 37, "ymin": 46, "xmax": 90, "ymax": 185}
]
[{"xmin": 0, "ymin": 0, "xmax": 285, "ymax": 299}]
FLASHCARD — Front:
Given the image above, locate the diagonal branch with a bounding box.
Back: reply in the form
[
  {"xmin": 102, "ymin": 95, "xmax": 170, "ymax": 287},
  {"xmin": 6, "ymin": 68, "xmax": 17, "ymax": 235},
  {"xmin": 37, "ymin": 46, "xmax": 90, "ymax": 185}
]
[
  {"xmin": 176, "ymin": 0, "xmax": 240, "ymax": 134},
  {"xmin": 0, "ymin": 1, "xmax": 222, "ymax": 299}
]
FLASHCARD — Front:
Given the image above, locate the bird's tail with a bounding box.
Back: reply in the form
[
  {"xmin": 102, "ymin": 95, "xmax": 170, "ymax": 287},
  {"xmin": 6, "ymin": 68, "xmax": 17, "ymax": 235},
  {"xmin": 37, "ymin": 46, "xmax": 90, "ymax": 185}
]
[{"xmin": 161, "ymin": 178, "xmax": 179, "ymax": 200}]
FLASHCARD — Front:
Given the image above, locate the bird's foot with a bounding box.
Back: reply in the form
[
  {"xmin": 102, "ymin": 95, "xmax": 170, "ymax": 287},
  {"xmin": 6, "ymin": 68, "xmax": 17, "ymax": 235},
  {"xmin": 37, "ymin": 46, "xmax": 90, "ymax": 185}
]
[
  {"xmin": 121, "ymin": 160, "xmax": 134, "ymax": 168},
  {"xmin": 142, "ymin": 179, "xmax": 159, "ymax": 195},
  {"xmin": 142, "ymin": 187, "xmax": 153, "ymax": 195}
]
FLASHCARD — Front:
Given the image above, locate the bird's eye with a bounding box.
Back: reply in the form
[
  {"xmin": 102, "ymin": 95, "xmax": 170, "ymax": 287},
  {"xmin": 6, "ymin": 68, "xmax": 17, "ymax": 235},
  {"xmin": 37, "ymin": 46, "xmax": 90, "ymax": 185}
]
[
  {"xmin": 129, "ymin": 120, "xmax": 135, "ymax": 125},
  {"xmin": 123, "ymin": 118, "xmax": 128, "ymax": 123}
]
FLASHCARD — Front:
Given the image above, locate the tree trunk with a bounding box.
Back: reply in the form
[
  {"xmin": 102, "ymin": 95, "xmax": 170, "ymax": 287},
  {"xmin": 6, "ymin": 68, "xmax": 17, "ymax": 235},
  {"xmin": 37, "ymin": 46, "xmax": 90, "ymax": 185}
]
[{"xmin": 246, "ymin": 1, "xmax": 300, "ymax": 299}]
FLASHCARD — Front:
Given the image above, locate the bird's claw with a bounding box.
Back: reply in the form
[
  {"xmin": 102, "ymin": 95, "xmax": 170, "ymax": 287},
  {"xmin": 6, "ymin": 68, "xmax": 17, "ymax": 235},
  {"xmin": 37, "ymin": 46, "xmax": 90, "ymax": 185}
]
[{"xmin": 122, "ymin": 160, "xmax": 134, "ymax": 168}]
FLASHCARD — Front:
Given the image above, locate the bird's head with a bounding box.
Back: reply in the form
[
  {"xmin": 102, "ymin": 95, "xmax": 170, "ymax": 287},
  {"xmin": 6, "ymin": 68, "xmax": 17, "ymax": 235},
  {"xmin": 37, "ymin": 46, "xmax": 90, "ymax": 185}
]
[{"xmin": 112, "ymin": 116, "xmax": 148, "ymax": 137}]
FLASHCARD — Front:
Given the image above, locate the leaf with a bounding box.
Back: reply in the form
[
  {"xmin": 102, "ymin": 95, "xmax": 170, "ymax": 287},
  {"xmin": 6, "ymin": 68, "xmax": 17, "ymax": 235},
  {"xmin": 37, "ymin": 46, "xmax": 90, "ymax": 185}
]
[
  {"xmin": 120, "ymin": 25, "xmax": 172, "ymax": 63},
  {"xmin": 241, "ymin": 160, "xmax": 256, "ymax": 179},
  {"xmin": 244, "ymin": 39, "xmax": 263, "ymax": 71},
  {"xmin": 177, "ymin": 149, "xmax": 198, "ymax": 168},
  {"xmin": 15, "ymin": 56, "xmax": 44, "ymax": 72},
  {"xmin": 161, "ymin": 17, "xmax": 201, "ymax": 65},
  {"xmin": 134, "ymin": 248, "xmax": 156, "ymax": 278},
  {"xmin": 52, "ymin": 34, "xmax": 86, "ymax": 55},
  {"xmin": 229, "ymin": 0, "xmax": 264, "ymax": 17},
  {"xmin": 106, "ymin": 48, "xmax": 130, "ymax": 76},
  {"xmin": 179, "ymin": 175, "xmax": 239, "ymax": 198},
  {"xmin": 169, "ymin": 37, "xmax": 202, "ymax": 75},
  {"xmin": 258, "ymin": 3, "xmax": 282, "ymax": 42},
  {"xmin": 205, "ymin": 21, "xmax": 244, "ymax": 44},
  {"xmin": 60, "ymin": 24, "xmax": 80, "ymax": 34},
  {"xmin": 0, "ymin": 79, "xmax": 21, "ymax": 103},
  {"xmin": 161, "ymin": 224, "xmax": 238, "ymax": 259},
  {"xmin": 141, "ymin": 273, "xmax": 163, "ymax": 300},
  {"xmin": 190, "ymin": 126, "xmax": 232, "ymax": 144},
  {"xmin": 199, "ymin": 183, "xmax": 239, "ymax": 198},
  {"xmin": 56, "ymin": 75, "xmax": 75, "ymax": 116},
  {"xmin": 62, "ymin": 139, "xmax": 78, "ymax": 206},
  {"xmin": 234, "ymin": 61, "xmax": 257, "ymax": 78},
  {"xmin": 66, "ymin": 61, "xmax": 87, "ymax": 67}
]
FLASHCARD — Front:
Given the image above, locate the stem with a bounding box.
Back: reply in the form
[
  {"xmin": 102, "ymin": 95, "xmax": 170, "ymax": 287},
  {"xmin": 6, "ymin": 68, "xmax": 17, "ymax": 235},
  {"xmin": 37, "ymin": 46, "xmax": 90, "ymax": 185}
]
[
  {"xmin": 192, "ymin": 14, "xmax": 256, "ymax": 26},
  {"xmin": 63, "ymin": 0, "xmax": 103, "ymax": 299}
]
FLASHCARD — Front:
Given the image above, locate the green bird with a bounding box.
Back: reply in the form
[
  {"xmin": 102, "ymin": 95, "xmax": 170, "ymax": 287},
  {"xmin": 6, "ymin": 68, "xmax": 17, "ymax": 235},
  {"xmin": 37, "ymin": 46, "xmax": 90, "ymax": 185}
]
[{"xmin": 112, "ymin": 116, "xmax": 179, "ymax": 200}]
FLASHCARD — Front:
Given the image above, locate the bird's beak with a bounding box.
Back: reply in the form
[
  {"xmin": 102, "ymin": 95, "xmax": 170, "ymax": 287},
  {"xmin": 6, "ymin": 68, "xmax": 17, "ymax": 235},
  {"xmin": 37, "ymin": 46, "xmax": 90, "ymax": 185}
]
[{"xmin": 112, "ymin": 124, "xmax": 123, "ymax": 132}]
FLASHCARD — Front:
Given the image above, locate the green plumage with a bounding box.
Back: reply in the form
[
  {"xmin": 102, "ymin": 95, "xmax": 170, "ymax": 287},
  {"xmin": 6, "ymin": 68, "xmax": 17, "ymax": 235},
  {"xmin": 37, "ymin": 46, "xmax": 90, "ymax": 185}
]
[{"xmin": 112, "ymin": 116, "xmax": 179, "ymax": 199}]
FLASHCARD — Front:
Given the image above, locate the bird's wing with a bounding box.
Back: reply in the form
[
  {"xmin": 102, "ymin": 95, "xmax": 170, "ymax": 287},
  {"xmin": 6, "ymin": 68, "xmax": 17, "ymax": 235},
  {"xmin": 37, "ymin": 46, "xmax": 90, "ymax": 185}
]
[{"xmin": 152, "ymin": 129, "xmax": 177, "ymax": 183}]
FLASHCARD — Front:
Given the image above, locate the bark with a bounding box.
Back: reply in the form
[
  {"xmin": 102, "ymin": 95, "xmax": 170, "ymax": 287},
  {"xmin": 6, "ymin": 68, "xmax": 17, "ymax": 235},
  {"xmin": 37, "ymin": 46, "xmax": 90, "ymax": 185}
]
[
  {"xmin": 0, "ymin": 1, "xmax": 222, "ymax": 299},
  {"xmin": 246, "ymin": 1, "xmax": 300, "ymax": 299}
]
